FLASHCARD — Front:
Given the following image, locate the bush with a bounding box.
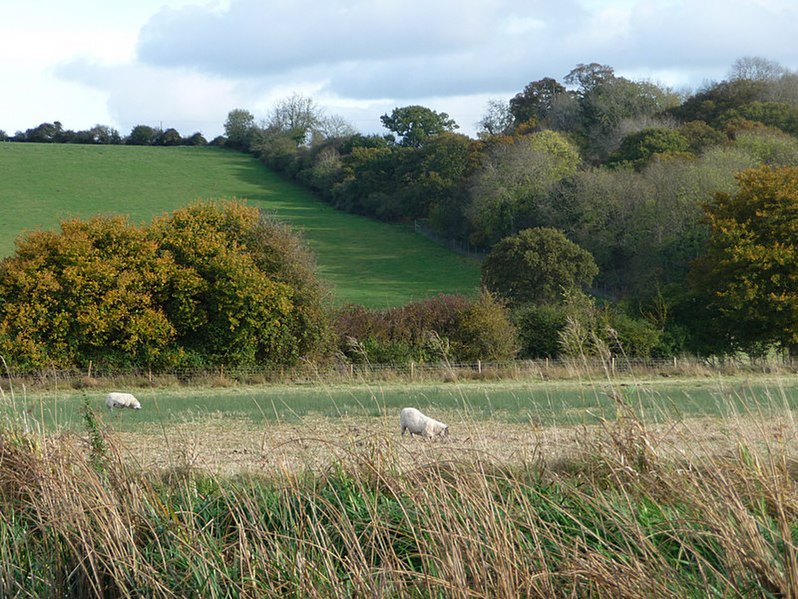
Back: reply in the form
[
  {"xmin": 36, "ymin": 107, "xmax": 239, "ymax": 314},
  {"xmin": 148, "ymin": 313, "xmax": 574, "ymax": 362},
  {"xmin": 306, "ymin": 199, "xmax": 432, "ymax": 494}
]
[
  {"xmin": 0, "ymin": 201, "xmax": 331, "ymax": 370},
  {"xmin": 513, "ymin": 303, "xmax": 568, "ymax": 358},
  {"xmin": 334, "ymin": 293, "xmax": 517, "ymax": 364},
  {"xmin": 556, "ymin": 291, "xmax": 664, "ymax": 359},
  {"xmin": 451, "ymin": 291, "xmax": 518, "ymax": 362}
]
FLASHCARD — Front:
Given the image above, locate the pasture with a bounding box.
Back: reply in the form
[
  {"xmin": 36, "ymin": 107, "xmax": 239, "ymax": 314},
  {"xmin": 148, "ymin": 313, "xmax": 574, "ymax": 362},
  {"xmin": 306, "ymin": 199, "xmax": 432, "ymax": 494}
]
[
  {"xmin": 3, "ymin": 373, "xmax": 798, "ymax": 595},
  {"xmin": 5, "ymin": 374, "xmax": 798, "ymax": 474},
  {"xmin": 0, "ymin": 143, "xmax": 480, "ymax": 306}
]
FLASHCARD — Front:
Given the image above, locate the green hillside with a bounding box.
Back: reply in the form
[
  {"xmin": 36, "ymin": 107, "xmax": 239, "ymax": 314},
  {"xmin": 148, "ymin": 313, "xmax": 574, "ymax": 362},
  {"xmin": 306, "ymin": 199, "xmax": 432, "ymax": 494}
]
[{"xmin": 0, "ymin": 143, "xmax": 480, "ymax": 307}]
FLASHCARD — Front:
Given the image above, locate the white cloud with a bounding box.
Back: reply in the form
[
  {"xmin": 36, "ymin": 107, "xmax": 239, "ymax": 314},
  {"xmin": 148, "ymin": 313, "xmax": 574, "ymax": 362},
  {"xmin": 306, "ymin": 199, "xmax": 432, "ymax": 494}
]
[{"xmin": 5, "ymin": 0, "xmax": 798, "ymax": 139}]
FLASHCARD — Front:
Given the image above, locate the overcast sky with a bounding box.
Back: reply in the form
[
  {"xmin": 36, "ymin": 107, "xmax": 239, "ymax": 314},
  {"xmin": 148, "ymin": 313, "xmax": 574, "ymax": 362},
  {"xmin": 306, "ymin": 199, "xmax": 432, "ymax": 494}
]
[{"xmin": 3, "ymin": 0, "xmax": 798, "ymax": 139}]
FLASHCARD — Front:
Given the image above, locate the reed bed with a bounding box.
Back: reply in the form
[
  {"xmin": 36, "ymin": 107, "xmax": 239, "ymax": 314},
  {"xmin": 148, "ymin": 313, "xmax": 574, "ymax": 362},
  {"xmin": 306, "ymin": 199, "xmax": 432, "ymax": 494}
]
[{"xmin": 1, "ymin": 381, "xmax": 798, "ymax": 597}]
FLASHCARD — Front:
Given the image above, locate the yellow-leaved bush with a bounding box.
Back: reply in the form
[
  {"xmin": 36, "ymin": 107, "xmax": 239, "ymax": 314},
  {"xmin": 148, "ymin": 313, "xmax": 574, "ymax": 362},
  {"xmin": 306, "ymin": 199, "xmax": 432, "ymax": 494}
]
[{"xmin": 0, "ymin": 201, "xmax": 330, "ymax": 370}]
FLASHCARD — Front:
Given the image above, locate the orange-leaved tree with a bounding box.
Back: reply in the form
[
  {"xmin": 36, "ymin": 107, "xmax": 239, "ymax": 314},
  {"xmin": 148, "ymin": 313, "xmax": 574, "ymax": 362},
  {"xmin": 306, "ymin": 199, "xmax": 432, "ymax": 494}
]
[{"xmin": 689, "ymin": 165, "xmax": 798, "ymax": 356}]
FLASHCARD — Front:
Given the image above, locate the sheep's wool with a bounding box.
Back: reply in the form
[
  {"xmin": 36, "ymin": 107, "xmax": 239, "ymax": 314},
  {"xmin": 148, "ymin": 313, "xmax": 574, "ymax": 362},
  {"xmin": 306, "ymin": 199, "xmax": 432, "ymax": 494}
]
[{"xmin": 105, "ymin": 392, "xmax": 142, "ymax": 410}]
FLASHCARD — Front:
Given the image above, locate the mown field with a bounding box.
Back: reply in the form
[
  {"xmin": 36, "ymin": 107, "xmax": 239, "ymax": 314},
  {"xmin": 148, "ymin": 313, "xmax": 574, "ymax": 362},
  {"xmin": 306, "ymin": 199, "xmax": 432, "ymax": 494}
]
[{"xmin": 0, "ymin": 142, "xmax": 480, "ymax": 306}]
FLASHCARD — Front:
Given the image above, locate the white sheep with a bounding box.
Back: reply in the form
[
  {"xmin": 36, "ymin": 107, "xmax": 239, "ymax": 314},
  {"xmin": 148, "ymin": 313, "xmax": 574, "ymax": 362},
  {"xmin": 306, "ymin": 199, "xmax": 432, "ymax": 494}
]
[
  {"xmin": 399, "ymin": 407, "xmax": 449, "ymax": 439},
  {"xmin": 105, "ymin": 392, "xmax": 142, "ymax": 411}
]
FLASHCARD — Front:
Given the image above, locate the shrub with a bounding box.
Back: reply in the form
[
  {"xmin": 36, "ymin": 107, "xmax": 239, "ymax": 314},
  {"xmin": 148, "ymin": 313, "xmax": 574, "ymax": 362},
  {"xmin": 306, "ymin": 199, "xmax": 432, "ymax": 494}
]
[
  {"xmin": 513, "ymin": 303, "xmax": 568, "ymax": 358},
  {"xmin": 450, "ymin": 291, "xmax": 518, "ymax": 362},
  {"xmin": 334, "ymin": 293, "xmax": 517, "ymax": 364},
  {"xmin": 0, "ymin": 201, "xmax": 330, "ymax": 370}
]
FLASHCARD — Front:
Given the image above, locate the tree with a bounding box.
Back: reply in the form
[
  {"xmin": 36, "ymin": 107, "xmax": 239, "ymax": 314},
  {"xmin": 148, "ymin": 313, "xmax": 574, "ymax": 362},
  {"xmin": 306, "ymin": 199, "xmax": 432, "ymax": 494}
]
[
  {"xmin": 509, "ymin": 77, "xmax": 567, "ymax": 129},
  {"xmin": 185, "ymin": 132, "xmax": 208, "ymax": 146},
  {"xmin": 87, "ymin": 125, "xmax": 122, "ymax": 144},
  {"xmin": 390, "ymin": 132, "xmax": 477, "ymax": 221},
  {"xmin": 380, "ymin": 105, "xmax": 458, "ymax": 147},
  {"xmin": 608, "ymin": 127, "xmax": 690, "ymax": 168},
  {"xmin": 564, "ymin": 63, "xmax": 616, "ymax": 95},
  {"xmin": 150, "ymin": 201, "xmax": 329, "ymax": 365},
  {"xmin": 24, "ymin": 121, "xmax": 63, "ymax": 143},
  {"xmin": 477, "ymin": 98, "xmax": 514, "ymax": 137},
  {"xmin": 315, "ymin": 113, "xmax": 357, "ymax": 140},
  {"xmin": 127, "ymin": 125, "xmax": 159, "ymax": 145},
  {"xmin": 729, "ymin": 56, "xmax": 785, "ymax": 82},
  {"xmin": 669, "ymin": 79, "xmax": 768, "ymax": 125},
  {"xmin": 224, "ymin": 109, "xmax": 257, "ymax": 151},
  {"xmin": 0, "ymin": 201, "xmax": 331, "ymax": 369},
  {"xmin": 689, "ymin": 166, "xmax": 798, "ymax": 355},
  {"xmin": 466, "ymin": 130, "xmax": 581, "ymax": 245},
  {"xmin": 481, "ymin": 227, "xmax": 598, "ymax": 305},
  {"xmin": 734, "ymin": 128, "xmax": 798, "ymax": 166},
  {"xmin": 265, "ymin": 93, "xmax": 323, "ymax": 146},
  {"xmin": 0, "ymin": 216, "xmax": 182, "ymax": 368},
  {"xmin": 158, "ymin": 128, "xmax": 182, "ymax": 146}
]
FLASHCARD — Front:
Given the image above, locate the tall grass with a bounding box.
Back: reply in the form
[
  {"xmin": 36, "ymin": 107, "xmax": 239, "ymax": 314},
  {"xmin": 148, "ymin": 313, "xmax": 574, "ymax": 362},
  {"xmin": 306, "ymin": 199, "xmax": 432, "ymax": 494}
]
[{"xmin": 2, "ymin": 375, "xmax": 797, "ymax": 597}]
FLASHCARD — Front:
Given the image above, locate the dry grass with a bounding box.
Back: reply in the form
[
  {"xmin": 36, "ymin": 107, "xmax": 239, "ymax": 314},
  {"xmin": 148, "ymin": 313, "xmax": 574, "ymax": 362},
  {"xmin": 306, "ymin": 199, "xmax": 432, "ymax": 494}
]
[
  {"xmin": 3, "ymin": 376, "xmax": 798, "ymax": 597},
  {"xmin": 101, "ymin": 408, "xmax": 798, "ymax": 478}
]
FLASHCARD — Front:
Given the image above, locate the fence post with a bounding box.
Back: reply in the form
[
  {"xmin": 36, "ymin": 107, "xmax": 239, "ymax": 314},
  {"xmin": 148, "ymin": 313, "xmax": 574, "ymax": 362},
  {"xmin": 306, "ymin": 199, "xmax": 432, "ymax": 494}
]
[
  {"xmin": 411, "ymin": 361, "xmax": 415, "ymax": 380},
  {"xmin": 477, "ymin": 360, "xmax": 482, "ymax": 374}
]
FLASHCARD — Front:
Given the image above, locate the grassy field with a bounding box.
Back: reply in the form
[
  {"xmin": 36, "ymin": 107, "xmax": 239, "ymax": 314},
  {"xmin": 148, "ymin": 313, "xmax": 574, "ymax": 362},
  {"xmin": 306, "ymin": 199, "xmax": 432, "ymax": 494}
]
[
  {"xmin": 2, "ymin": 373, "xmax": 798, "ymax": 596},
  {"xmin": 7, "ymin": 375, "xmax": 798, "ymax": 433},
  {"xmin": 0, "ymin": 142, "xmax": 480, "ymax": 306}
]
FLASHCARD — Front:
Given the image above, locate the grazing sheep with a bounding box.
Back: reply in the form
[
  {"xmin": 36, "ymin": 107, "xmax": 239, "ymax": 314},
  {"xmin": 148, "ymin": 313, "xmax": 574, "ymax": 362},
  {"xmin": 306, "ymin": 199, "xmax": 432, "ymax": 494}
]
[
  {"xmin": 105, "ymin": 392, "xmax": 142, "ymax": 411},
  {"xmin": 400, "ymin": 407, "xmax": 449, "ymax": 439}
]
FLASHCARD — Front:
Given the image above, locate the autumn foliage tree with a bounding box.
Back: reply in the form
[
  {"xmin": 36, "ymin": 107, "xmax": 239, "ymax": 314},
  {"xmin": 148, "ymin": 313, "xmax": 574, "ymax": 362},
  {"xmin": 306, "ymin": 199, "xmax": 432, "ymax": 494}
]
[
  {"xmin": 0, "ymin": 217, "xmax": 182, "ymax": 368},
  {"xmin": 0, "ymin": 201, "xmax": 330, "ymax": 370},
  {"xmin": 689, "ymin": 166, "xmax": 798, "ymax": 355}
]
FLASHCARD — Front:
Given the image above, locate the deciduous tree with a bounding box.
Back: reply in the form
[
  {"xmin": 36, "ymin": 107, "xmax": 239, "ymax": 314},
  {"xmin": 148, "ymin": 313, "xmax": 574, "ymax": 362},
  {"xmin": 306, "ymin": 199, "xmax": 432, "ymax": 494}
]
[
  {"xmin": 224, "ymin": 109, "xmax": 257, "ymax": 151},
  {"xmin": 689, "ymin": 166, "xmax": 798, "ymax": 355},
  {"xmin": 481, "ymin": 227, "xmax": 598, "ymax": 305},
  {"xmin": 380, "ymin": 105, "xmax": 458, "ymax": 148},
  {"xmin": 509, "ymin": 77, "xmax": 567, "ymax": 129}
]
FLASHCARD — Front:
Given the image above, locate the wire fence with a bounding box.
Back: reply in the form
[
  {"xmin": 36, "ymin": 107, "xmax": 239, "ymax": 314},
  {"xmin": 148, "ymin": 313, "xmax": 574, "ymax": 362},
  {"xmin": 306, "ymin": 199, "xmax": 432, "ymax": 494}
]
[
  {"xmin": 413, "ymin": 220, "xmax": 487, "ymax": 260},
  {"xmin": 2, "ymin": 356, "xmax": 796, "ymax": 389}
]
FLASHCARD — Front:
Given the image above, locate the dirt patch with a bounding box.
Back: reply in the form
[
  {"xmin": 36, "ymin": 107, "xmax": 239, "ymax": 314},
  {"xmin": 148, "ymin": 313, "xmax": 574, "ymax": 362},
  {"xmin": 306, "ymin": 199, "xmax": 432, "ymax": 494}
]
[{"xmin": 105, "ymin": 411, "xmax": 798, "ymax": 477}]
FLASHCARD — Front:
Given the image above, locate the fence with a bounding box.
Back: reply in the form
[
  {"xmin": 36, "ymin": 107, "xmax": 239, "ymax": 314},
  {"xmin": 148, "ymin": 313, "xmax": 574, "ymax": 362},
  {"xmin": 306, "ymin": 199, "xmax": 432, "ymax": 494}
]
[
  {"xmin": 2, "ymin": 356, "xmax": 795, "ymax": 389},
  {"xmin": 413, "ymin": 220, "xmax": 487, "ymax": 260}
]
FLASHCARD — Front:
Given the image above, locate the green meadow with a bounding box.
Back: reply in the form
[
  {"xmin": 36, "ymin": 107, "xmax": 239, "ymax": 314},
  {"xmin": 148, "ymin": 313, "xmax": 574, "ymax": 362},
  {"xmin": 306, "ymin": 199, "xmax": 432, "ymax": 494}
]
[
  {"xmin": 0, "ymin": 142, "xmax": 480, "ymax": 306},
  {"xmin": 8, "ymin": 376, "xmax": 798, "ymax": 433}
]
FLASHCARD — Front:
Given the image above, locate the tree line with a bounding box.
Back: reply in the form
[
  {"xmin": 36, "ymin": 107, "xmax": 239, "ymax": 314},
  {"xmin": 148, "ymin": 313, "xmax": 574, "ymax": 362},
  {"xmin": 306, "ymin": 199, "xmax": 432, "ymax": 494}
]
[
  {"xmin": 0, "ymin": 121, "xmax": 215, "ymax": 146},
  {"xmin": 221, "ymin": 57, "xmax": 798, "ymax": 359},
  {"xmin": 4, "ymin": 56, "xmax": 798, "ymax": 366}
]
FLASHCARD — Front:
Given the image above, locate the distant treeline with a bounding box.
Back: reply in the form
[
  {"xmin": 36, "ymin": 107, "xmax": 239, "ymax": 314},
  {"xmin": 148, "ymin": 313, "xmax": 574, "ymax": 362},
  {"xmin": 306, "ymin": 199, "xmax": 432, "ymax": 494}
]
[{"xmin": 0, "ymin": 122, "xmax": 219, "ymax": 147}]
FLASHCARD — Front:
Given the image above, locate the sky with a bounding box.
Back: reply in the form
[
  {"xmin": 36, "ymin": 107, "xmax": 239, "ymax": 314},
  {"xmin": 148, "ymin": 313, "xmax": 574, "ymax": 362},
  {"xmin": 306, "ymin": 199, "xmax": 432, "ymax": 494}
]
[{"xmin": 2, "ymin": 0, "xmax": 798, "ymax": 140}]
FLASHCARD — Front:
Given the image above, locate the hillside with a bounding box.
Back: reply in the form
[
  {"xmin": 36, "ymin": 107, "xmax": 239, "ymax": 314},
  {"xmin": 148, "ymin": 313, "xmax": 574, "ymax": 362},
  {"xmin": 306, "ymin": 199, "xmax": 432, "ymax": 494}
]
[{"xmin": 0, "ymin": 143, "xmax": 480, "ymax": 307}]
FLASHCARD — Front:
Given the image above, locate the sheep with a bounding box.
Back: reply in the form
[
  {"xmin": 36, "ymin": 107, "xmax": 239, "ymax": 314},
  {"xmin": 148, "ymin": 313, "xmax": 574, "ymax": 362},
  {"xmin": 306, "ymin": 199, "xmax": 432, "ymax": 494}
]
[
  {"xmin": 105, "ymin": 392, "xmax": 142, "ymax": 411},
  {"xmin": 399, "ymin": 407, "xmax": 449, "ymax": 439}
]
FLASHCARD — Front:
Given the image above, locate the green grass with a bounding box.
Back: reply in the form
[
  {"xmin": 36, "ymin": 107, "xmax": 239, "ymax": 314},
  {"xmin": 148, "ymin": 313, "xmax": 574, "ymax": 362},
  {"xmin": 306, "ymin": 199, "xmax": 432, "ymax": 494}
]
[
  {"xmin": 0, "ymin": 142, "xmax": 480, "ymax": 306},
  {"xmin": 7, "ymin": 376, "xmax": 798, "ymax": 432},
  {"xmin": 3, "ymin": 375, "xmax": 798, "ymax": 596}
]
